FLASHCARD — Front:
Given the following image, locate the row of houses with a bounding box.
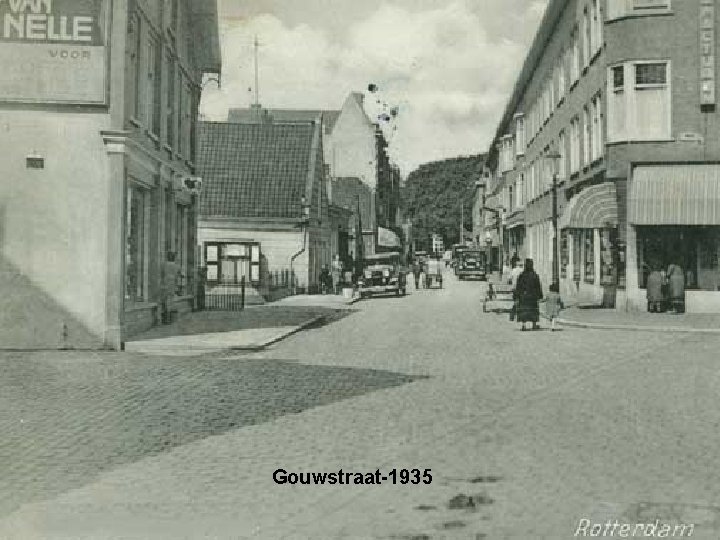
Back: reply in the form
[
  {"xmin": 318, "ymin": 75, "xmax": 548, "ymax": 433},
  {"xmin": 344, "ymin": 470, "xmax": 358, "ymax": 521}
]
[
  {"xmin": 196, "ymin": 93, "xmax": 403, "ymax": 304},
  {"xmin": 475, "ymin": 0, "xmax": 720, "ymax": 313},
  {"xmin": 0, "ymin": 0, "xmax": 402, "ymax": 350}
]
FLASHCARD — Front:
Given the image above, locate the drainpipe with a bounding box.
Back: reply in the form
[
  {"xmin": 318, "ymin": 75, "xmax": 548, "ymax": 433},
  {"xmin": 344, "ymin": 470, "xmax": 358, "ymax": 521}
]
[
  {"xmin": 290, "ymin": 196, "xmax": 311, "ymax": 295},
  {"xmin": 290, "ymin": 225, "xmax": 308, "ymax": 295}
]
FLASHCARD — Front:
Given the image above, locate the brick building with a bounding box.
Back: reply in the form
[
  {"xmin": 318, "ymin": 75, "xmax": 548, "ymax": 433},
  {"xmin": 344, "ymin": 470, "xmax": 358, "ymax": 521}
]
[
  {"xmin": 0, "ymin": 0, "xmax": 220, "ymax": 349},
  {"xmin": 484, "ymin": 0, "xmax": 720, "ymax": 312}
]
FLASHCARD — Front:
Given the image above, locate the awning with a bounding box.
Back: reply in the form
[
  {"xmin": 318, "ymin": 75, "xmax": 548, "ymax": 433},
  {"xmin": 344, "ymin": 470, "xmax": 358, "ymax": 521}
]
[
  {"xmin": 378, "ymin": 227, "xmax": 401, "ymax": 248},
  {"xmin": 630, "ymin": 165, "xmax": 720, "ymax": 225},
  {"xmin": 559, "ymin": 182, "xmax": 618, "ymax": 229},
  {"xmin": 505, "ymin": 209, "xmax": 525, "ymax": 230},
  {"xmin": 189, "ymin": 0, "xmax": 221, "ymax": 74}
]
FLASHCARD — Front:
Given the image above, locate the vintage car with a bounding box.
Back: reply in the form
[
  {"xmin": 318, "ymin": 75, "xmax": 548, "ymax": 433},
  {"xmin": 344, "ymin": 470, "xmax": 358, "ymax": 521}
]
[
  {"xmin": 358, "ymin": 252, "xmax": 407, "ymax": 298},
  {"xmin": 456, "ymin": 250, "xmax": 487, "ymax": 280}
]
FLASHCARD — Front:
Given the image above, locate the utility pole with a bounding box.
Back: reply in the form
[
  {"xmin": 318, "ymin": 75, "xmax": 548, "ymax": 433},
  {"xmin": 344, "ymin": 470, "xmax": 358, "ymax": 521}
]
[
  {"xmin": 460, "ymin": 198, "xmax": 464, "ymax": 246},
  {"xmin": 253, "ymin": 35, "xmax": 260, "ymax": 107}
]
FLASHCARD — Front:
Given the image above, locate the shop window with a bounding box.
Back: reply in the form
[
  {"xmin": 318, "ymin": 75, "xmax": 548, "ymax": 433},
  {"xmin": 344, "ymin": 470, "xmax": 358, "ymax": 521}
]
[
  {"xmin": 561, "ymin": 229, "xmax": 569, "ymax": 279},
  {"xmin": 573, "ymin": 231, "xmax": 582, "ymax": 281},
  {"xmin": 125, "ymin": 185, "xmax": 147, "ymax": 302},
  {"xmin": 175, "ymin": 205, "xmax": 188, "ymax": 295},
  {"xmin": 582, "ymin": 7, "xmax": 591, "ymax": 69},
  {"xmin": 599, "ymin": 229, "xmax": 617, "ymax": 285},
  {"xmin": 204, "ymin": 242, "xmax": 261, "ymax": 285},
  {"xmin": 584, "ymin": 229, "xmax": 595, "ymax": 283},
  {"xmin": 637, "ymin": 226, "xmax": 718, "ymax": 290},
  {"xmin": 582, "ymin": 106, "xmax": 591, "ymax": 167}
]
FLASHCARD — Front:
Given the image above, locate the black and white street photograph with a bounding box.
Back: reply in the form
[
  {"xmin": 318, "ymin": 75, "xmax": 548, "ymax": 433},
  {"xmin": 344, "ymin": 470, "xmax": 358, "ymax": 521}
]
[{"xmin": 2, "ymin": 0, "xmax": 720, "ymax": 538}]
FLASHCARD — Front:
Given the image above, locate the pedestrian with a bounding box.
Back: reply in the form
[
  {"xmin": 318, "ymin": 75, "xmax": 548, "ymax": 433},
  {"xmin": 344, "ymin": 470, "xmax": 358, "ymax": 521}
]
[
  {"xmin": 331, "ymin": 254, "xmax": 343, "ymax": 294},
  {"xmin": 195, "ymin": 265, "xmax": 207, "ymax": 311},
  {"xmin": 667, "ymin": 261, "xmax": 686, "ymax": 314},
  {"xmin": 510, "ymin": 251, "xmax": 520, "ymax": 270},
  {"xmin": 160, "ymin": 251, "xmax": 180, "ymax": 324},
  {"xmin": 514, "ymin": 258, "xmax": 543, "ymax": 331},
  {"xmin": 319, "ymin": 265, "xmax": 332, "ymax": 294},
  {"xmin": 508, "ymin": 259, "xmax": 524, "ymax": 322},
  {"xmin": 412, "ymin": 258, "xmax": 421, "ymax": 290},
  {"xmin": 543, "ymin": 280, "xmax": 563, "ymax": 331},
  {"xmin": 646, "ymin": 266, "xmax": 664, "ymax": 313}
]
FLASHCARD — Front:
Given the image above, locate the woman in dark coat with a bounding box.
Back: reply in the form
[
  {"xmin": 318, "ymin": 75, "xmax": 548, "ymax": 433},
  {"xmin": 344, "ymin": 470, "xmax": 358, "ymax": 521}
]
[
  {"xmin": 514, "ymin": 258, "xmax": 543, "ymax": 331},
  {"xmin": 667, "ymin": 262, "xmax": 686, "ymax": 313}
]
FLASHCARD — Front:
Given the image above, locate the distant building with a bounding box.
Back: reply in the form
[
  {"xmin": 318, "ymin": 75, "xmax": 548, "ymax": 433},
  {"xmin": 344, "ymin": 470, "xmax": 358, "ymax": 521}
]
[
  {"xmin": 228, "ymin": 93, "xmax": 403, "ymax": 257},
  {"xmin": 196, "ymin": 121, "xmax": 330, "ymax": 299},
  {"xmin": 484, "ymin": 0, "xmax": 720, "ymax": 312},
  {"xmin": 0, "ymin": 0, "xmax": 221, "ymax": 349}
]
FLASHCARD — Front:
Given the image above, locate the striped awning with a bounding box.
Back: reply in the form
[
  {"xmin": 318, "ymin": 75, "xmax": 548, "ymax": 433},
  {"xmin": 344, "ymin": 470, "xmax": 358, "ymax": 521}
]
[
  {"xmin": 559, "ymin": 182, "xmax": 618, "ymax": 229},
  {"xmin": 630, "ymin": 165, "xmax": 720, "ymax": 225}
]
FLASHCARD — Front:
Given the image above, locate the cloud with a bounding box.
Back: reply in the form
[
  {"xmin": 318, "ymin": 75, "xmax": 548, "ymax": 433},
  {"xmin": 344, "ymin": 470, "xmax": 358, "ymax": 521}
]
[{"xmin": 201, "ymin": 1, "xmax": 536, "ymax": 175}]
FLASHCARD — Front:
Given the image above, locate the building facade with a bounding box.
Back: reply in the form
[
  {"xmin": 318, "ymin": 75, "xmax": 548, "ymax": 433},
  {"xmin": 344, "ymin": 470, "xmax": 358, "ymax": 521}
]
[
  {"xmin": 197, "ymin": 121, "xmax": 331, "ymax": 299},
  {"xmin": 0, "ymin": 0, "xmax": 220, "ymax": 349},
  {"xmin": 485, "ymin": 0, "xmax": 720, "ymax": 312}
]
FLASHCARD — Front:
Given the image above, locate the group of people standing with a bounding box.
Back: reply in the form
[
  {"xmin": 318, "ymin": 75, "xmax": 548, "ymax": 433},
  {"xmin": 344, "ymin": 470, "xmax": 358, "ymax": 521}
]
[
  {"xmin": 319, "ymin": 254, "xmax": 351, "ymax": 295},
  {"xmin": 645, "ymin": 263, "xmax": 686, "ymax": 314},
  {"xmin": 508, "ymin": 257, "xmax": 563, "ymax": 332}
]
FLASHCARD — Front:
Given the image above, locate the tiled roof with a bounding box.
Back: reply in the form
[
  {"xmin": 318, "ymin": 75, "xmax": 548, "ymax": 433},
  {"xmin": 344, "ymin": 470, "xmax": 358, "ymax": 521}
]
[
  {"xmin": 197, "ymin": 121, "xmax": 318, "ymax": 220},
  {"xmin": 227, "ymin": 107, "xmax": 341, "ymax": 135}
]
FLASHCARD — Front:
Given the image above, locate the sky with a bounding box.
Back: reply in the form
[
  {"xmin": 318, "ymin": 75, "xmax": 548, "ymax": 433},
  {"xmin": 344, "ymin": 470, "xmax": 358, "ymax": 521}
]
[{"xmin": 200, "ymin": 0, "xmax": 549, "ymax": 176}]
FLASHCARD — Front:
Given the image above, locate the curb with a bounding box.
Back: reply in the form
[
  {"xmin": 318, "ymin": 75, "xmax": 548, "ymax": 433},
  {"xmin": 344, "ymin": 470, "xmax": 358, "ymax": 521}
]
[
  {"xmin": 556, "ymin": 317, "xmax": 720, "ymax": 334},
  {"xmin": 229, "ymin": 315, "xmax": 327, "ymax": 351}
]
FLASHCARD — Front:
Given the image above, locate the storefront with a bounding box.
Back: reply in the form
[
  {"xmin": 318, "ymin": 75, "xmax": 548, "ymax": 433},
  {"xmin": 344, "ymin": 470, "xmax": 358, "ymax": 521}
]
[
  {"xmin": 626, "ymin": 164, "xmax": 720, "ymax": 312},
  {"xmin": 559, "ymin": 182, "xmax": 619, "ymax": 306}
]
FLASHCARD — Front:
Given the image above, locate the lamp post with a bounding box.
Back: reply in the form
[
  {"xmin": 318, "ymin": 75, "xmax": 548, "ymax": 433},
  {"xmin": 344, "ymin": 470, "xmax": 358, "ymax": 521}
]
[{"xmin": 546, "ymin": 152, "xmax": 562, "ymax": 284}]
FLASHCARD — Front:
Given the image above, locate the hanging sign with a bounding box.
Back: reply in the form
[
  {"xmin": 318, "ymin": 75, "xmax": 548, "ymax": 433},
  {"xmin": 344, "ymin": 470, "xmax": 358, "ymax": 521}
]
[
  {"xmin": 0, "ymin": 0, "xmax": 107, "ymax": 104},
  {"xmin": 700, "ymin": 0, "xmax": 716, "ymax": 107}
]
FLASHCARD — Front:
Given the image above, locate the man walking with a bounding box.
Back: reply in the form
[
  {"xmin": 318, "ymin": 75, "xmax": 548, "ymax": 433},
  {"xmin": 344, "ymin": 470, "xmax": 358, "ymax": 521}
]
[{"xmin": 160, "ymin": 251, "xmax": 180, "ymax": 324}]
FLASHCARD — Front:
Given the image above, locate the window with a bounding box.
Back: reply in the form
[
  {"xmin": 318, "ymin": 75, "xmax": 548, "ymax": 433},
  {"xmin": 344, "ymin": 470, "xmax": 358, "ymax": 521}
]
[
  {"xmin": 573, "ymin": 231, "xmax": 582, "ymax": 281},
  {"xmin": 558, "ymin": 53, "xmax": 566, "ymax": 101},
  {"xmin": 205, "ymin": 242, "xmax": 262, "ymax": 285},
  {"xmin": 182, "ymin": 82, "xmax": 193, "ymax": 158},
  {"xmin": 515, "ymin": 115, "xmax": 525, "ymax": 154},
  {"xmin": 127, "ymin": 12, "xmax": 142, "ymax": 121},
  {"xmin": 582, "ymin": 106, "xmax": 591, "ymax": 167},
  {"xmin": 584, "ymin": 229, "xmax": 595, "ymax": 283},
  {"xmin": 570, "ymin": 116, "xmax": 581, "ymax": 173},
  {"xmin": 125, "ymin": 184, "xmax": 147, "ymax": 302},
  {"xmin": 146, "ymin": 37, "xmax": 162, "ymax": 136},
  {"xmin": 591, "ymin": 94, "xmax": 604, "ymax": 161},
  {"xmin": 583, "ymin": 7, "xmax": 591, "ymax": 68},
  {"xmin": 607, "ymin": 0, "xmax": 670, "ymax": 20},
  {"xmin": 165, "ymin": 55, "xmax": 176, "ymax": 148},
  {"xmin": 608, "ymin": 61, "xmax": 670, "ymax": 141},
  {"xmin": 571, "ymin": 31, "xmax": 580, "ymax": 83},
  {"xmin": 592, "ymin": 0, "xmax": 603, "ymax": 56}
]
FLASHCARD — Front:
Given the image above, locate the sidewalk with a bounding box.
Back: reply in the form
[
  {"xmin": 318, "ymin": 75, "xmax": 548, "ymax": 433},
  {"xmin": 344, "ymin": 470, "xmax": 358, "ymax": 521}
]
[
  {"xmin": 558, "ymin": 306, "xmax": 720, "ymax": 333},
  {"xmin": 125, "ymin": 303, "xmax": 355, "ymax": 356}
]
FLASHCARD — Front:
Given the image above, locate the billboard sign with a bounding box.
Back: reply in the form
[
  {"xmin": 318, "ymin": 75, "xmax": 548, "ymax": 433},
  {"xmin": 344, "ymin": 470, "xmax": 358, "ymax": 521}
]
[{"xmin": 0, "ymin": 0, "xmax": 107, "ymax": 104}]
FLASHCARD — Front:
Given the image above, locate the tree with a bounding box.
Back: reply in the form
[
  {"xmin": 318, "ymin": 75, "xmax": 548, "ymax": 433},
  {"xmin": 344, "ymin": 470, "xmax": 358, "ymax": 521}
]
[{"xmin": 401, "ymin": 154, "xmax": 486, "ymax": 250}]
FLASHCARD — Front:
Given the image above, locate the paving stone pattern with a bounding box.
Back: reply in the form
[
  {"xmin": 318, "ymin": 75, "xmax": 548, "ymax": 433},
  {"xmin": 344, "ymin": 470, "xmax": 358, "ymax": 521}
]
[{"xmin": 0, "ymin": 351, "xmax": 416, "ymax": 519}]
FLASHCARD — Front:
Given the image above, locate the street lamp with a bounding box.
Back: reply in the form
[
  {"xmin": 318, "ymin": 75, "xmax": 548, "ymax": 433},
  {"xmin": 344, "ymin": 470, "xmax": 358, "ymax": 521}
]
[
  {"xmin": 290, "ymin": 195, "xmax": 312, "ymax": 295},
  {"xmin": 546, "ymin": 152, "xmax": 562, "ymax": 284}
]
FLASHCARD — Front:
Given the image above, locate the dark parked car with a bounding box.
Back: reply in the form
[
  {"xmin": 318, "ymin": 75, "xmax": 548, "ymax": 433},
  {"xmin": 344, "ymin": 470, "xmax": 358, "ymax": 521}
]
[{"xmin": 358, "ymin": 252, "xmax": 407, "ymax": 298}]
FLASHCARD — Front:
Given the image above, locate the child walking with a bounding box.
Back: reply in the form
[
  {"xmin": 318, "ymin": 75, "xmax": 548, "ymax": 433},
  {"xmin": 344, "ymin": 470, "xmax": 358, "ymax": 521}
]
[{"xmin": 544, "ymin": 280, "xmax": 563, "ymax": 331}]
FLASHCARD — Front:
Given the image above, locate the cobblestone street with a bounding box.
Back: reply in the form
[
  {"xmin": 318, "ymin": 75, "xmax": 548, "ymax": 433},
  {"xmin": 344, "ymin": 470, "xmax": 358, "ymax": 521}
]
[{"xmin": 3, "ymin": 275, "xmax": 720, "ymax": 539}]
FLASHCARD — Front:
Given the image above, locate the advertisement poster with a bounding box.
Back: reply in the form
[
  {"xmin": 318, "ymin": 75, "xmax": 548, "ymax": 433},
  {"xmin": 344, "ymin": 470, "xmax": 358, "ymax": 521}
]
[{"xmin": 0, "ymin": 0, "xmax": 107, "ymax": 103}]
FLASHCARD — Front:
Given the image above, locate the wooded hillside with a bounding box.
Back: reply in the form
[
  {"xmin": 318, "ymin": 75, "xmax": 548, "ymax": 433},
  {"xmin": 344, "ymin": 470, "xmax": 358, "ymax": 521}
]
[{"xmin": 401, "ymin": 154, "xmax": 486, "ymax": 249}]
